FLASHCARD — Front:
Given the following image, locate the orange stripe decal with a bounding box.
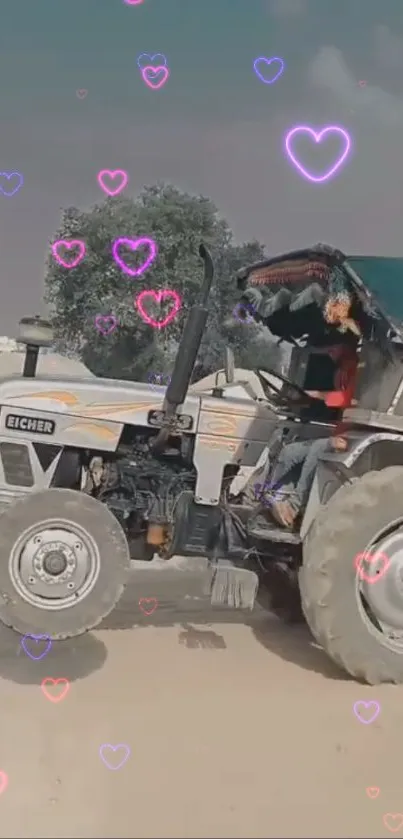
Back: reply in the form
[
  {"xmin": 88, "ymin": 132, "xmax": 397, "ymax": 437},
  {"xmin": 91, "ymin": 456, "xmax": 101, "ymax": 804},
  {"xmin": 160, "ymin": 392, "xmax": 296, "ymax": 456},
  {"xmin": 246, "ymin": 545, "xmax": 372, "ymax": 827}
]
[{"xmin": 12, "ymin": 391, "xmax": 79, "ymax": 406}]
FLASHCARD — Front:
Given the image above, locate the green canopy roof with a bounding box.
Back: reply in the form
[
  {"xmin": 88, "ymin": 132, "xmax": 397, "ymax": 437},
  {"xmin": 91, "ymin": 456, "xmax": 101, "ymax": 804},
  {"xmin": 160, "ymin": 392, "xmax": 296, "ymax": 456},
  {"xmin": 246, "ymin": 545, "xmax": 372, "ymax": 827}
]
[{"xmin": 347, "ymin": 256, "xmax": 403, "ymax": 324}]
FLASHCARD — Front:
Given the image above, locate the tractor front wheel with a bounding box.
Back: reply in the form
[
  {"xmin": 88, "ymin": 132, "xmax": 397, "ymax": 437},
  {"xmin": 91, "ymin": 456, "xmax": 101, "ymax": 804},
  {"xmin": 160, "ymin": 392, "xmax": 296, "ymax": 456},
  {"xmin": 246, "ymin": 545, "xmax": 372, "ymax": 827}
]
[{"xmin": 0, "ymin": 488, "xmax": 130, "ymax": 639}]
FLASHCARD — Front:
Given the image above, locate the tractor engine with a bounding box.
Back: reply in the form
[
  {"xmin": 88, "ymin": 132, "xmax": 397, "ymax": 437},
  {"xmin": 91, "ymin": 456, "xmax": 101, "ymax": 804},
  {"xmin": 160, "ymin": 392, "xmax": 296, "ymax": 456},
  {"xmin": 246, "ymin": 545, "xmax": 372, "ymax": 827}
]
[{"xmin": 85, "ymin": 431, "xmax": 197, "ymax": 560}]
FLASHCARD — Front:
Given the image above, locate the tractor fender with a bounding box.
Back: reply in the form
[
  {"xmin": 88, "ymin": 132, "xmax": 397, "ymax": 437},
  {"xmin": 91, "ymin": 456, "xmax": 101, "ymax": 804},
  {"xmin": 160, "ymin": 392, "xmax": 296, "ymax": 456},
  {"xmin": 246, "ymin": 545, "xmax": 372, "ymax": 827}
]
[{"xmin": 300, "ymin": 431, "xmax": 403, "ymax": 541}]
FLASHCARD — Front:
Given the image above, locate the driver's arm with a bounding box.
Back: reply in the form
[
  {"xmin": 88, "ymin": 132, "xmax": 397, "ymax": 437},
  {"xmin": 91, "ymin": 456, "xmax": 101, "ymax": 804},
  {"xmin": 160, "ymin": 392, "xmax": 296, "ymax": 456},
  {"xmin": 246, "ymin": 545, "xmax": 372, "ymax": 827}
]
[
  {"xmin": 305, "ymin": 390, "xmax": 327, "ymax": 401},
  {"xmin": 305, "ymin": 389, "xmax": 357, "ymax": 408}
]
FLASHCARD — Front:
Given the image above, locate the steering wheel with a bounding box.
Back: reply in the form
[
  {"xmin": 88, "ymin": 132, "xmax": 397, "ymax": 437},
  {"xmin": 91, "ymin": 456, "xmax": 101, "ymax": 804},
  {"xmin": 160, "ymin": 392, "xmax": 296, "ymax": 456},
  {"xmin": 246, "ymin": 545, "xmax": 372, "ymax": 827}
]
[{"xmin": 254, "ymin": 367, "xmax": 315, "ymax": 404}]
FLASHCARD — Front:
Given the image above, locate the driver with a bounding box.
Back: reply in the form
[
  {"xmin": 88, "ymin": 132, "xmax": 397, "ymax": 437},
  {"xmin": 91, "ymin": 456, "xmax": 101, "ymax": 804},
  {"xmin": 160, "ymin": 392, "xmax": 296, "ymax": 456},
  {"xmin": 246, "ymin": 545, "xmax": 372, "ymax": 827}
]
[
  {"xmin": 305, "ymin": 344, "xmax": 358, "ymax": 408},
  {"xmin": 269, "ymin": 344, "xmax": 358, "ymax": 528}
]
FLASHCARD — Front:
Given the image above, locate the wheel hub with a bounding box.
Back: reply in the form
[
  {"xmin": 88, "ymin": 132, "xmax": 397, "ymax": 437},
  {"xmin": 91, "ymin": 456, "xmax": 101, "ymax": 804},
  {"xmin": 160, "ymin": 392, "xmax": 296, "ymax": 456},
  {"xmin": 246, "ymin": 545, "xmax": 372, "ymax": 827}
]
[
  {"xmin": 42, "ymin": 549, "xmax": 68, "ymax": 576},
  {"xmin": 359, "ymin": 529, "xmax": 403, "ymax": 630},
  {"xmin": 9, "ymin": 522, "xmax": 100, "ymax": 610}
]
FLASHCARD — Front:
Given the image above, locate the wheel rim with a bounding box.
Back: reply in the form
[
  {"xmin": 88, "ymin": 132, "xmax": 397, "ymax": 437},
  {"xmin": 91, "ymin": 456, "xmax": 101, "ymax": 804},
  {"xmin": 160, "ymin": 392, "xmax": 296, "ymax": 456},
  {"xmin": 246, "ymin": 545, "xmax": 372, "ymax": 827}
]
[
  {"xmin": 356, "ymin": 518, "xmax": 403, "ymax": 653},
  {"xmin": 9, "ymin": 517, "xmax": 101, "ymax": 611}
]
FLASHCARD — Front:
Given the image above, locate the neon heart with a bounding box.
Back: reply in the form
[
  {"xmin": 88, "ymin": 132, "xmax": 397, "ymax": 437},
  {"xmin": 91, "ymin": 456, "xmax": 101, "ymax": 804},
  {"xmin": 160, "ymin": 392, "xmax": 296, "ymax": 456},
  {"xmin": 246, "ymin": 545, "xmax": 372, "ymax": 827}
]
[
  {"xmin": 137, "ymin": 53, "xmax": 167, "ymax": 69},
  {"xmin": 0, "ymin": 172, "xmax": 23, "ymax": 196},
  {"xmin": 41, "ymin": 677, "xmax": 70, "ymax": 703},
  {"xmin": 147, "ymin": 372, "xmax": 171, "ymax": 390},
  {"xmin": 135, "ymin": 289, "xmax": 181, "ymax": 329},
  {"xmin": 253, "ymin": 57, "xmax": 285, "ymax": 84},
  {"xmin": 383, "ymin": 814, "xmax": 403, "ymax": 833},
  {"xmin": 52, "ymin": 239, "xmax": 86, "ymax": 268},
  {"xmin": 366, "ymin": 786, "xmax": 380, "ymax": 799},
  {"xmin": 141, "ymin": 66, "xmax": 169, "ymax": 90},
  {"xmin": 139, "ymin": 597, "xmax": 158, "ymax": 615},
  {"xmin": 232, "ymin": 301, "xmax": 257, "ymax": 324},
  {"xmin": 353, "ymin": 700, "xmax": 380, "ymax": 725},
  {"xmin": 112, "ymin": 236, "xmax": 157, "ymax": 277},
  {"xmin": 354, "ymin": 550, "xmax": 390, "ymax": 584},
  {"xmin": 99, "ymin": 744, "xmax": 131, "ymax": 770},
  {"xmin": 76, "ymin": 89, "xmax": 88, "ymax": 98},
  {"xmin": 284, "ymin": 125, "xmax": 351, "ymax": 183},
  {"xmin": 97, "ymin": 169, "xmax": 128, "ymax": 196},
  {"xmin": 21, "ymin": 633, "xmax": 52, "ymax": 661},
  {"xmin": 95, "ymin": 315, "xmax": 118, "ymax": 335},
  {"xmin": 0, "ymin": 772, "xmax": 8, "ymax": 796}
]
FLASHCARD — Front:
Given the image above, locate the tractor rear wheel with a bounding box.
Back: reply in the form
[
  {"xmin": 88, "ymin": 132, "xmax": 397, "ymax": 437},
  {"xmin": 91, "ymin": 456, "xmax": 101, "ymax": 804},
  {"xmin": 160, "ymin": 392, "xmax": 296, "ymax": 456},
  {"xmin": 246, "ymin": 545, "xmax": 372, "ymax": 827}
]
[{"xmin": 300, "ymin": 466, "xmax": 403, "ymax": 684}]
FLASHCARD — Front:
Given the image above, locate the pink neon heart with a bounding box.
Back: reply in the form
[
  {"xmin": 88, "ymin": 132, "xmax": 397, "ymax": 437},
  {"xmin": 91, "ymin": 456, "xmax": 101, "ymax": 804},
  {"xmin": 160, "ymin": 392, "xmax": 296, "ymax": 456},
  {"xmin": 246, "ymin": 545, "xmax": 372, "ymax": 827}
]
[
  {"xmin": 135, "ymin": 289, "xmax": 181, "ymax": 329},
  {"xmin": 139, "ymin": 597, "xmax": 158, "ymax": 615},
  {"xmin": 97, "ymin": 169, "xmax": 128, "ymax": 196},
  {"xmin": 141, "ymin": 65, "xmax": 169, "ymax": 90},
  {"xmin": 41, "ymin": 677, "xmax": 70, "ymax": 703},
  {"xmin": 112, "ymin": 237, "xmax": 157, "ymax": 277},
  {"xmin": 354, "ymin": 550, "xmax": 390, "ymax": 584},
  {"xmin": 0, "ymin": 772, "xmax": 8, "ymax": 796},
  {"xmin": 52, "ymin": 240, "xmax": 86, "ymax": 269},
  {"xmin": 383, "ymin": 814, "xmax": 403, "ymax": 833}
]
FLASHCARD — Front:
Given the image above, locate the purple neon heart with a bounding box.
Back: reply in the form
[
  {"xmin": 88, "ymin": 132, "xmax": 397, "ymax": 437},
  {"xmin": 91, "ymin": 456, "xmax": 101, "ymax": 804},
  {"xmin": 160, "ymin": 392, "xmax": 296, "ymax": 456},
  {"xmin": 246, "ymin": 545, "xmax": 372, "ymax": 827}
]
[
  {"xmin": 137, "ymin": 52, "xmax": 167, "ymax": 69},
  {"xmin": 95, "ymin": 315, "xmax": 118, "ymax": 335},
  {"xmin": 99, "ymin": 744, "xmax": 131, "ymax": 770},
  {"xmin": 0, "ymin": 172, "xmax": 23, "ymax": 196},
  {"xmin": 232, "ymin": 302, "xmax": 257, "ymax": 324},
  {"xmin": 147, "ymin": 371, "xmax": 171, "ymax": 389},
  {"xmin": 285, "ymin": 125, "xmax": 351, "ymax": 183},
  {"xmin": 112, "ymin": 236, "xmax": 157, "ymax": 277},
  {"xmin": 253, "ymin": 57, "xmax": 285, "ymax": 84},
  {"xmin": 21, "ymin": 634, "xmax": 52, "ymax": 661}
]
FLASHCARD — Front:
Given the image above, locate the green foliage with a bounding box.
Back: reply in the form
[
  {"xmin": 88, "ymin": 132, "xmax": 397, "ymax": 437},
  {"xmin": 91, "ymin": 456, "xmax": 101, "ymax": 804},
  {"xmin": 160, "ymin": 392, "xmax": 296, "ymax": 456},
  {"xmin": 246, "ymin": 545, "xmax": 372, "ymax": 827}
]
[{"xmin": 44, "ymin": 183, "xmax": 281, "ymax": 381}]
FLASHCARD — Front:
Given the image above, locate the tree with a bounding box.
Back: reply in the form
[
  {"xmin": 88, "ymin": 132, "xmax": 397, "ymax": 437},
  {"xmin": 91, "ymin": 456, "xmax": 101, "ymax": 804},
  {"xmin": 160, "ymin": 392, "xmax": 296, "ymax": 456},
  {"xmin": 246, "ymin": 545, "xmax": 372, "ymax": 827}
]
[{"xmin": 44, "ymin": 183, "xmax": 281, "ymax": 381}]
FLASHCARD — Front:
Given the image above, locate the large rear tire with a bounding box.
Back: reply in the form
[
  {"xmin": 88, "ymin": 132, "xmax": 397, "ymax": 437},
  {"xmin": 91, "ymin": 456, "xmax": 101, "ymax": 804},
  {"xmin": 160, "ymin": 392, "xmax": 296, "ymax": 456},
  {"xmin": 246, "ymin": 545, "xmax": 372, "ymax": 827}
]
[
  {"xmin": 300, "ymin": 467, "xmax": 403, "ymax": 684},
  {"xmin": 0, "ymin": 488, "xmax": 130, "ymax": 639}
]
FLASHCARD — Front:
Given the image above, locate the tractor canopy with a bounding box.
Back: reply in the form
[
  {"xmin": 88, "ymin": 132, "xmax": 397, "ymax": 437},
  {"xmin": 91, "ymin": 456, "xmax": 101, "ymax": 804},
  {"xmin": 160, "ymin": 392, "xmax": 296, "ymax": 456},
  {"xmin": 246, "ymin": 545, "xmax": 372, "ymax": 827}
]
[
  {"xmin": 236, "ymin": 245, "xmax": 403, "ymax": 415},
  {"xmin": 236, "ymin": 244, "xmax": 403, "ymax": 348},
  {"xmin": 346, "ymin": 255, "xmax": 403, "ymax": 327}
]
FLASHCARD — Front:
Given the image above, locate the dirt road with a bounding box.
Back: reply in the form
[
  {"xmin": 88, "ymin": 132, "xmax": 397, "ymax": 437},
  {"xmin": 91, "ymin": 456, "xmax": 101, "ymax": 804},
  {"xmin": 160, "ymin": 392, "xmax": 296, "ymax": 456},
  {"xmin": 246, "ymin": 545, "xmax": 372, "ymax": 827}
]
[{"xmin": 0, "ymin": 563, "xmax": 402, "ymax": 839}]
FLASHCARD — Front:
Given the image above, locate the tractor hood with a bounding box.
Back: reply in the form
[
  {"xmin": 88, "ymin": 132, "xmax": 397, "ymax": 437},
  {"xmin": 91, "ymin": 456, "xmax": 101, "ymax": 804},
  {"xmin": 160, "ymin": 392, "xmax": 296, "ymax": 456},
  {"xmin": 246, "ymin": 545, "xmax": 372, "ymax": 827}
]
[
  {"xmin": 236, "ymin": 244, "xmax": 403, "ymax": 348},
  {"xmin": 0, "ymin": 375, "xmax": 203, "ymax": 427}
]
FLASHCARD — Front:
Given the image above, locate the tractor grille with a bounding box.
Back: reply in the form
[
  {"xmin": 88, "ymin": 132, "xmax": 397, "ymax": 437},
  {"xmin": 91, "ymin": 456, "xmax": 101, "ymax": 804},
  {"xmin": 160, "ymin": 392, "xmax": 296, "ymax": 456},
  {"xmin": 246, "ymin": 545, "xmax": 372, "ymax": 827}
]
[{"xmin": 0, "ymin": 442, "xmax": 34, "ymax": 487}]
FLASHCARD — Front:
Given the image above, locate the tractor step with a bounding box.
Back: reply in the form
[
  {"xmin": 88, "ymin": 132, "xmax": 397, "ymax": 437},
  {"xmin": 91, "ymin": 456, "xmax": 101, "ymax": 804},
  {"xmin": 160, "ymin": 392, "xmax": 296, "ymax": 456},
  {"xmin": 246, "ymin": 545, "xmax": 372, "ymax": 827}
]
[{"xmin": 248, "ymin": 515, "xmax": 301, "ymax": 545}]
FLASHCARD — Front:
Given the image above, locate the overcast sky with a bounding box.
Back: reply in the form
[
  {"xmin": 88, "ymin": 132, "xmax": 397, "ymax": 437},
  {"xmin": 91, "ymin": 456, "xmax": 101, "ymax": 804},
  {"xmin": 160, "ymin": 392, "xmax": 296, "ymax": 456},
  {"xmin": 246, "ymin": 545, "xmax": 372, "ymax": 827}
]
[{"xmin": 0, "ymin": 0, "xmax": 402, "ymax": 333}]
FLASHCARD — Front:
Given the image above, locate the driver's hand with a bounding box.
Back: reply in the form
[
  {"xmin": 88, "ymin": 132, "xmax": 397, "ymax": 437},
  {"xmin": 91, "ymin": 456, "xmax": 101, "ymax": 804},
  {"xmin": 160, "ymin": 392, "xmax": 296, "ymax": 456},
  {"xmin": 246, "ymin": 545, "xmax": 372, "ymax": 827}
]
[{"xmin": 330, "ymin": 435, "xmax": 348, "ymax": 451}]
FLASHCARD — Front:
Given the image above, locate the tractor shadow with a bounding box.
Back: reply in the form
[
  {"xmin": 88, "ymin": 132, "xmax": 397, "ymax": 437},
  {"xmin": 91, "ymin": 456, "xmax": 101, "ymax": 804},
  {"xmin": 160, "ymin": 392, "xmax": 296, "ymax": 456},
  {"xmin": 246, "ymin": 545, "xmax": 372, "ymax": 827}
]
[
  {"xmin": 250, "ymin": 618, "xmax": 353, "ymax": 682},
  {"xmin": 101, "ymin": 573, "xmax": 352, "ymax": 682},
  {"xmin": 0, "ymin": 623, "xmax": 107, "ymax": 687},
  {"xmin": 0, "ymin": 571, "xmax": 351, "ymax": 687}
]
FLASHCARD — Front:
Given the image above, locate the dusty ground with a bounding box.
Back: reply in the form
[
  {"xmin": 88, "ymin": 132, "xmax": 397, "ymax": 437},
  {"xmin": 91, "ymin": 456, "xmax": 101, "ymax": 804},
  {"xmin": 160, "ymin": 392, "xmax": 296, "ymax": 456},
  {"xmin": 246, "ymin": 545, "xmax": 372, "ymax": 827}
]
[{"xmin": 0, "ymin": 562, "xmax": 402, "ymax": 839}]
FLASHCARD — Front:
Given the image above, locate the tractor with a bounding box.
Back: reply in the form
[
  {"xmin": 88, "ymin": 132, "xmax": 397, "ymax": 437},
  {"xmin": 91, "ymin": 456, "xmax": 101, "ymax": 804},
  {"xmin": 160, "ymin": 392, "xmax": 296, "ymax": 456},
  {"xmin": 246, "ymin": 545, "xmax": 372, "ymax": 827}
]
[{"xmin": 1, "ymin": 243, "xmax": 403, "ymax": 684}]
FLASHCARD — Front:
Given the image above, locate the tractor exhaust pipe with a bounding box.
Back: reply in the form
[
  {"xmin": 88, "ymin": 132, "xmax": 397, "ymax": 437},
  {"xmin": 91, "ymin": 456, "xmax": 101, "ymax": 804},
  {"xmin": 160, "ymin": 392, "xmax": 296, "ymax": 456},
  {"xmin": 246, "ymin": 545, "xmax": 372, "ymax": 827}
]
[
  {"xmin": 17, "ymin": 316, "xmax": 54, "ymax": 378},
  {"xmin": 152, "ymin": 244, "xmax": 214, "ymax": 449},
  {"xmin": 164, "ymin": 243, "xmax": 214, "ymax": 413}
]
